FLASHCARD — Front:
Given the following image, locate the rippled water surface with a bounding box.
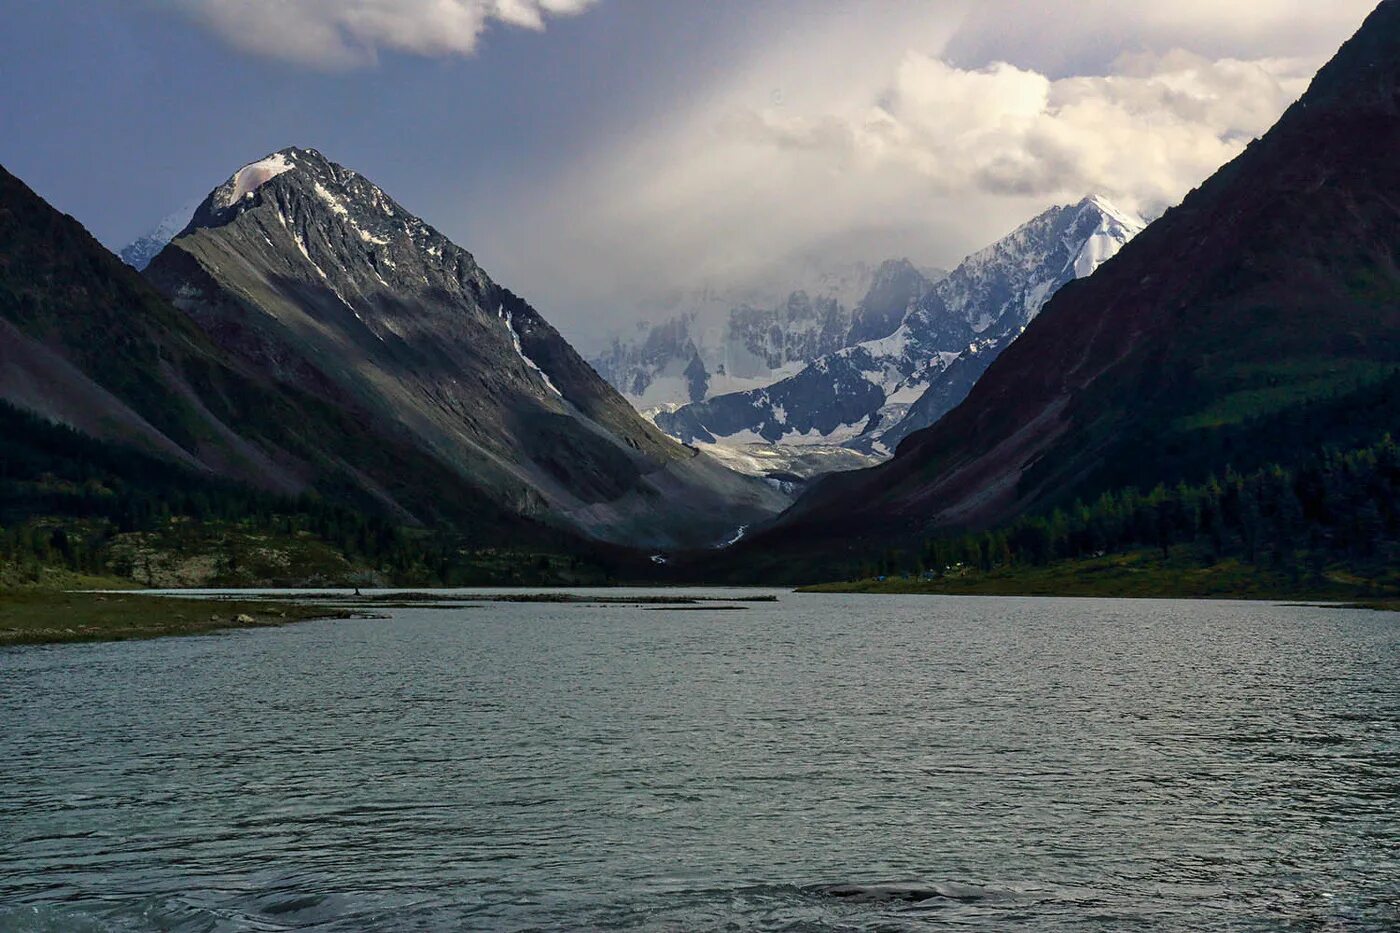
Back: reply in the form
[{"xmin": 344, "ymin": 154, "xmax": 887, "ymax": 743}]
[{"xmin": 2, "ymin": 590, "xmax": 1397, "ymax": 931}]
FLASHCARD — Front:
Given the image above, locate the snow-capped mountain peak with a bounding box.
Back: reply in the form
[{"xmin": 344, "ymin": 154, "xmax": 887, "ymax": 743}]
[
  {"xmin": 588, "ymin": 262, "xmax": 886, "ymax": 410},
  {"xmin": 116, "ymin": 197, "xmax": 202, "ymax": 271},
  {"xmin": 654, "ymin": 195, "xmax": 1147, "ymax": 460},
  {"xmin": 1080, "ymin": 194, "xmax": 1143, "ymax": 231},
  {"xmin": 215, "ymin": 152, "xmax": 297, "ymax": 209},
  {"xmin": 1070, "ymin": 196, "xmax": 1147, "ymax": 279},
  {"xmin": 589, "ymin": 254, "xmax": 950, "ymax": 414}
]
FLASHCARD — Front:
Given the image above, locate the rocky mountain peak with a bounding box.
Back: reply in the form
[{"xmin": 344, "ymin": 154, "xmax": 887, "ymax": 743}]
[
  {"xmin": 173, "ymin": 146, "xmax": 497, "ymax": 330},
  {"xmin": 117, "ymin": 196, "xmax": 202, "ymax": 271},
  {"xmin": 193, "ymin": 148, "xmax": 441, "ymax": 248},
  {"xmin": 869, "ymin": 257, "xmax": 920, "ymax": 286},
  {"xmin": 142, "ymin": 147, "xmax": 789, "ymax": 548},
  {"xmin": 1078, "ymin": 194, "xmax": 1140, "ymax": 228},
  {"xmin": 847, "ymin": 258, "xmax": 934, "ymax": 345}
]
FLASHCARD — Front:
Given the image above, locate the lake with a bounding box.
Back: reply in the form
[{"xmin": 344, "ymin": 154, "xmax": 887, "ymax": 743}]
[{"xmin": 1, "ymin": 590, "xmax": 1396, "ymax": 931}]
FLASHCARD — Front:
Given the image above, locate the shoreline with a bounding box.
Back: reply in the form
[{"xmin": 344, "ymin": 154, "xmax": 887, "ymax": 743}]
[
  {"xmin": 796, "ymin": 585, "xmax": 1400, "ymax": 612},
  {"xmin": 0, "ymin": 587, "xmax": 784, "ymax": 646},
  {"xmin": 7, "ymin": 577, "xmax": 1397, "ymax": 649},
  {"xmin": 795, "ymin": 549, "xmax": 1399, "ymax": 607},
  {"xmin": 0, "ymin": 590, "xmax": 355, "ymax": 647}
]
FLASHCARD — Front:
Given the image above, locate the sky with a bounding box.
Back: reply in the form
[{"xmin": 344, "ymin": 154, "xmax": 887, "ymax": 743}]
[{"xmin": 0, "ymin": 0, "xmax": 1380, "ymax": 350}]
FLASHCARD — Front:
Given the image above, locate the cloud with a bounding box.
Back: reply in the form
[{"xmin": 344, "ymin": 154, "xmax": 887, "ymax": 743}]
[
  {"xmin": 732, "ymin": 48, "xmax": 1315, "ymax": 216},
  {"xmin": 145, "ymin": 0, "xmax": 1379, "ymax": 340},
  {"xmin": 493, "ymin": 50, "xmax": 1315, "ymax": 330},
  {"xmin": 943, "ymin": 0, "xmax": 1380, "ymax": 75},
  {"xmin": 476, "ymin": 0, "xmax": 1376, "ymax": 340},
  {"xmin": 174, "ymin": 0, "xmax": 598, "ymax": 67}
]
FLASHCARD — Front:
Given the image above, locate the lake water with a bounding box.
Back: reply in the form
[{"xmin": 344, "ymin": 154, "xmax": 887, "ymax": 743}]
[{"xmin": 1, "ymin": 590, "xmax": 1397, "ymax": 931}]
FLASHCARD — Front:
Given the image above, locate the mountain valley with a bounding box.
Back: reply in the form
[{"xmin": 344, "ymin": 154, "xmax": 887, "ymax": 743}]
[
  {"xmin": 2, "ymin": 2, "xmax": 1397, "ymax": 596},
  {"xmin": 709, "ymin": 0, "xmax": 1400, "ymax": 584}
]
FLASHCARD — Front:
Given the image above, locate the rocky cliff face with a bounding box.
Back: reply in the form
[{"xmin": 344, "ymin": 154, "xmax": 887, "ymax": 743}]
[
  {"xmin": 847, "ymin": 259, "xmax": 937, "ymax": 344},
  {"xmin": 143, "ymin": 148, "xmax": 787, "ymax": 548},
  {"xmin": 656, "ymin": 197, "xmax": 1144, "ymax": 456}
]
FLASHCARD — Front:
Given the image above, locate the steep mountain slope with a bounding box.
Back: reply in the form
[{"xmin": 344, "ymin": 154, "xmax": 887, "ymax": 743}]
[
  {"xmin": 144, "ymin": 148, "xmax": 786, "ymax": 548},
  {"xmin": 590, "ymin": 260, "xmax": 939, "ymax": 411},
  {"xmin": 0, "ymin": 163, "xmax": 538, "ymax": 539},
  {"xmin": 732, "ymin": 0, "xmax": 1400, "ymax": 570},
  {"xmin": 657, "ymin": 198, "xmax": 1144, "ymax": 455}
]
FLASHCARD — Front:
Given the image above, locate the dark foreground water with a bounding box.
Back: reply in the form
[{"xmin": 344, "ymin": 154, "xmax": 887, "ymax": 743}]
[{"xmin": 1, "ymin": 591, "xmax": 1397, "ymax": 931}]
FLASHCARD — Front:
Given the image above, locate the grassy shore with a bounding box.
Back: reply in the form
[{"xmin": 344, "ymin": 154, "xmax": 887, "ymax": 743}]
[
  {"xmin": 0, "ymin": 587, "xmax": 354, "ymax": 646},
  {"xmin": 797, "ymin": 550, "xmax": 1400, "ymax": 608},
  {"xmin": 0, "ymin": 584, "xmax": 786, "ymax": 647}
]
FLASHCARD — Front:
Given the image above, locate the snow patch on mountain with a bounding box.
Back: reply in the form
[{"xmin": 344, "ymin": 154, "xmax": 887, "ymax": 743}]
[
  {"xmin": 314, "ymin": 180, "xmax": 391, "ymax": 246},
  {"xmin": 694, "ymin": 440, "xmax": 880, "ymax": 482},
  {"xmin": 219, "ymin": 153, "xmax": 296, "ymax": 208},
  {"xmin": 1074, "ymin": 197, "xmax": 1142, "ymax": 277},
  {"xmin": 500, "ymin": 305, "xmax": 563, "ymax": 397}
]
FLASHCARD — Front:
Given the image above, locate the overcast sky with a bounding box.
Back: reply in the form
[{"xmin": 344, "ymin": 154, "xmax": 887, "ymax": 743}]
[{"xmin": 0, "ymin": 0, "xmax": 1379, "ymax": 348}]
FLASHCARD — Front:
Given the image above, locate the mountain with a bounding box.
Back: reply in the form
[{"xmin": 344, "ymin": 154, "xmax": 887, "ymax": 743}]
[
  {"xmin": 0, "ymin": 151, "xmax": 783, "ymax": 557},
  {"xmin": 725, "ymin": 0, "xmax": 1400, "ymax": 573},
  {"xmin": 589, "ymin": 287, "xmax": 850, "ymax": 411},
  {"xmin": 847, "ymin": 259, "xmax": 940, "ymax": 344},
  {"xmin": 138, "ymin": 148, "xmax": 786, "ymax": 549},
  {"xmin": 589, "ymin": 260, "xmax": 939, "ymax": 411},
  {"xmin": 656, "ymin": 197, "xmax": 1145, "ymax": 456},
  {"xmin": 117, "ymin": 197, "xmax": 201, "ymax": 271},
  {"xmin": 0, "ymin": 162, "xmax": 536, "ymax": 543}
]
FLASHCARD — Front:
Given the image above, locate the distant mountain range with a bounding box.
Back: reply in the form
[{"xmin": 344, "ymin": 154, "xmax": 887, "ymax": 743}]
[
  {"xmin": 656, "ymin": 197, "xmax": 1145, "ymax": 457},
  {"xmin": 3, "ymin": 149, "xmax": 787, "ymax": 553},
  {"xmin": 117, "ymin": 197, "xmax": 202, "ymax": 271},
  {"xmin": 716, "ymin": 0, "xmax": 1400, "ymax": 577},
  {"xmin": 588, "ymin": 260, "xmax": 941, "ymax": 413}
]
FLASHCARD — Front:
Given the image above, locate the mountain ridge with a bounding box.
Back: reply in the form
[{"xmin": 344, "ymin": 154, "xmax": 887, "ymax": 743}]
[
  {"xmin": 656, "ymin": 196, "xmax": 1145, "ymax": 457},
  {"xmin": 117, "ymin": 197, "xmax": 201, "ymax": 271},
  {"xmin": 0, "ymin": 161, "xmax": 545, "ymax": 540}
]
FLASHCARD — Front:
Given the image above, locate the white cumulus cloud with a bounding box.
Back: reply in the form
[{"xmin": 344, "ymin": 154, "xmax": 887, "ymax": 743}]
[
  {"xmin": 174, "ymin": 0, "xmax": 598, "ymax": 67},
  {"xmin": 731, "ymin": 48, "xmax": 1315, "ymax": 216}
]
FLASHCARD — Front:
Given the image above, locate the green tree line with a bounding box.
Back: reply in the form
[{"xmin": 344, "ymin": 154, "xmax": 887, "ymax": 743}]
[
  {"xmin": 872, "ymin": 434, "xmax": 1400, "ymax": 584},
  {"xmin": 0, "ymin": 401, "xmax": 601, "ymax": 585}
]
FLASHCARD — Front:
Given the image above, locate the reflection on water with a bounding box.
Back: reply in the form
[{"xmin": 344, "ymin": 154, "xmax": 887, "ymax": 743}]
[{"xmin": 1, "ymin": 591, "xmax": 1397, "ymax": 931}]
